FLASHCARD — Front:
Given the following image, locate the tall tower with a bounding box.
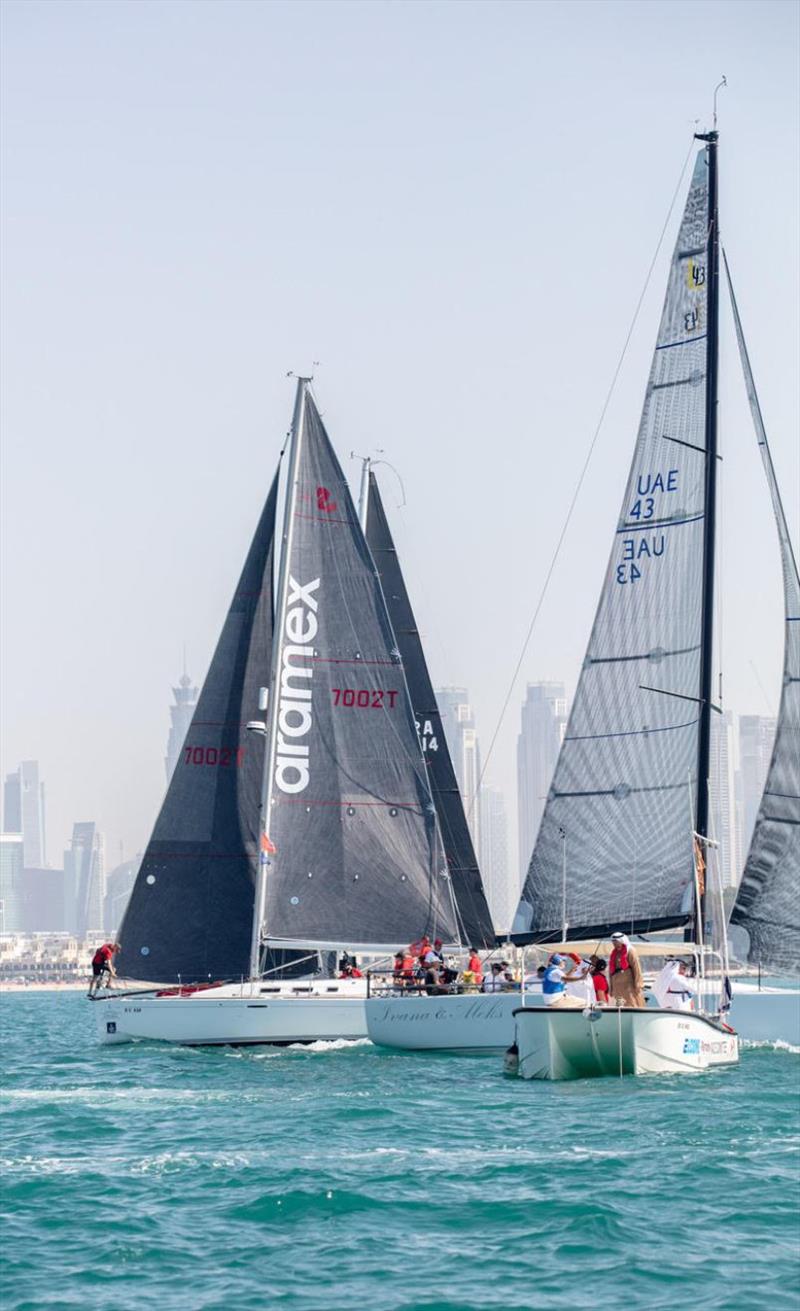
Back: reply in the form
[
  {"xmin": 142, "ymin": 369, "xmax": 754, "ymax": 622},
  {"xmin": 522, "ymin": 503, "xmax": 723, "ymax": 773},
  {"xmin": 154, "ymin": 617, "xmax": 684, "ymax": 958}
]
[
  {"xmin": 165, "ymin": 661, "xmax": 199, "ymax": 782},
  {"xmin": 2, "ymin": 761, "xmax": 46, "ymax": 867},
  {"xmin": 64, "ymin": 822, "xmax": 106, "ymax": 939},
  {"xmin": 0, "ymin": 834, "xmax": 24, "ymax": 933},
  {"xmin": 738, "ymin": 714, "xmax": 777, "ymax": 856},
  {"xmin": 435, "ymin": 687, "xmax": 481, "ymax": 851},
  {"xmin": 480, "ymin": 786, "xmax": 510, "ymax": 933},
  {"xmin": 517, "ymin": 682, "xmax": 567, "ymax": 880}
]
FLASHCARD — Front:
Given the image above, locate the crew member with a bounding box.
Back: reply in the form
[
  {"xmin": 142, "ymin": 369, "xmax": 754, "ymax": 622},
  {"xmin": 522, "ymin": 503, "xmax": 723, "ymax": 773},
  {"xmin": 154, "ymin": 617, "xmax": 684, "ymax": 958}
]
[
  {"xmin": 608, "ymin": 932, "xmax": 645, "ymax": 1007},
  {"xmin": 88, "ymin": 942, "xmax": 120, "ymax": 997}
]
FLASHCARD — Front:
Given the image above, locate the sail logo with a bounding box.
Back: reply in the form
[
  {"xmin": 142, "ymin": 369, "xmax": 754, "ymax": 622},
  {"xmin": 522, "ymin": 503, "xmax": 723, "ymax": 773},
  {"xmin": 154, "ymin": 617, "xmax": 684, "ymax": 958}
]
[{"xmin": 274, "ymin": 576, "xmax": 320, "ymax": 795}]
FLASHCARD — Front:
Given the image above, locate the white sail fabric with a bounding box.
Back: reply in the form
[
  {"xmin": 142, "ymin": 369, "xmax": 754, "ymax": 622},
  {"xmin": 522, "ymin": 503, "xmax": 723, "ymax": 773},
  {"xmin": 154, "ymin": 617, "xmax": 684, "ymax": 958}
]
[
  {"xmin": 726, "ymin": 255, "xmax": 800, "ymax": 975},
  {"xmin": 513, "ymin": 149, "xmax": 712, "ymax": 940}
]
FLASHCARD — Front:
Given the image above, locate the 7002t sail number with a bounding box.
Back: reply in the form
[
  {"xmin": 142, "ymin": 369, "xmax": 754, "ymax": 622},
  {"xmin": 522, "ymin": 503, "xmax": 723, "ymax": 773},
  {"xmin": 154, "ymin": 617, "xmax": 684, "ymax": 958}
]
[{"xmin": 332, "ymin": 688, "xmax": 399, "ymax": 709}]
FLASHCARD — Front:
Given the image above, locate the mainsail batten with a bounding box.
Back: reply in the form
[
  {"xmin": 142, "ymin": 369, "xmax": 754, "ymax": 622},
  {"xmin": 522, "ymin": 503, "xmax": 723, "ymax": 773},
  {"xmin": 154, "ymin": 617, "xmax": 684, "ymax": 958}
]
[
  {"xmin": 117, "ymin": 476, "xmax": 280, "ymax": 984},
  {"xmin": 261, "ymin": 388, "xmax": 459, "ymax": 949},
  {"xmin": 725, "ymin": 255, "xmax": 800, "ymax": 974},
  {"xmin": 512, "ymin": 148, "xmax": 713, "ymax": 942},
  {"xmin": 365, "ymin": 470, "xmax": 495, "ymax": 948}
]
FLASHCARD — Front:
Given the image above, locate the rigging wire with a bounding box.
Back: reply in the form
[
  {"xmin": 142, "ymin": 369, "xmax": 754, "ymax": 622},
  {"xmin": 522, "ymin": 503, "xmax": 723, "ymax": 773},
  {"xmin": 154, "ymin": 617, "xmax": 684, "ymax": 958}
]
[{"xmin": 466, "ymin": 135, "xmax": 699, "ymax": 824}]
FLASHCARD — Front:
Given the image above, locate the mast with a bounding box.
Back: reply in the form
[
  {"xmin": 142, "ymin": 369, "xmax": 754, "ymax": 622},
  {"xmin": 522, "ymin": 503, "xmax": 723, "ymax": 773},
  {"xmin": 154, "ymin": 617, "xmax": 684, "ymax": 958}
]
[
  {"xmin": 357, "ymin": 454, "xmax": 372, "ymax": 530},
  {"xmin": 248, "ymin": 377, "xmax": 309, "ymax": 979},
  {"xmin": 694, "ymin": 128, "xmax": 720, "ymax": 936}
]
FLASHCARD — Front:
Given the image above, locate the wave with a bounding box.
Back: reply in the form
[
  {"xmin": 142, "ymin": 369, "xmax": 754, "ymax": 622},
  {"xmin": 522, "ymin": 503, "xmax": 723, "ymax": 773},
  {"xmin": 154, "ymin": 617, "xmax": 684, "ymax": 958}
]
[{"xmin": 741, "ymin": 1038, "xmax": 800, "ymax": 1055}]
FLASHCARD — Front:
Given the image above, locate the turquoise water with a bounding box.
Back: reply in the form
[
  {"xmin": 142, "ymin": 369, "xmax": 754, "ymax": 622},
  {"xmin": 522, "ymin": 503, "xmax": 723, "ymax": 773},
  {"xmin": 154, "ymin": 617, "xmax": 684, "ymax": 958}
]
[{"xmin": 2, "ymin": 993, "xmax": 798, "ymax": 1311}]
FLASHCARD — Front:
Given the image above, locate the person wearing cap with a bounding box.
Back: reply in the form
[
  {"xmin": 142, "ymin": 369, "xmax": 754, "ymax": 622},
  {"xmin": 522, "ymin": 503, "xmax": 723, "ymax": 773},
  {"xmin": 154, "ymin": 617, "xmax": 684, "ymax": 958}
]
[
  {"xmin": 541, "ymin": 953, "xmax": 585, "ymax": 1008},
  {"xmin": 608, "ymin": 932, "xmax": 645, "ymax": 1007}
]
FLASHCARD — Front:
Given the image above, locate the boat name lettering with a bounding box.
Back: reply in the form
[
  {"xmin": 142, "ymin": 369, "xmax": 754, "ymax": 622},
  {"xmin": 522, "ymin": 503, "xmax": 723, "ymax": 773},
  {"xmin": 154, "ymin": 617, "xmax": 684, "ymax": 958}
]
[
  {"xmin": 183, "ymin": 746, "xmax": 245, "ymax": 768},
  {"xmin": 333, "ymin": 688, "xmax": 399, "ymax": 709},
  {"xmin": 275, "ymin": 576, "xmax": 320, "ymax": 795}
]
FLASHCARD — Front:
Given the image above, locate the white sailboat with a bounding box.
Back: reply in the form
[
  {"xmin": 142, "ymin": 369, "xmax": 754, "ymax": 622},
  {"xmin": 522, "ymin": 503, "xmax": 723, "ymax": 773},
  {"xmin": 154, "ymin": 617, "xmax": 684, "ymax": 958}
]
[
  {"xmin": 371, "ymin": 125, "xmax": 798, "ymax": 1063},
  {"xmin": 94, "ymin": 379, "xmax": 492, "ymax": 1045}
]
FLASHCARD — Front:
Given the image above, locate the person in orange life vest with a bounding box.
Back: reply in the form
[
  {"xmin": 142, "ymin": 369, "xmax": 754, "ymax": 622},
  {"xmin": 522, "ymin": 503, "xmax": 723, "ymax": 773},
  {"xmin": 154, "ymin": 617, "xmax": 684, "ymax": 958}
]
[
  {"xmin": 400, "ymin": 951, "xmax": 416, "ymax": 985},
  {"xmin": 410, "ymin": 936, "xmax": 430, "ymax": 968},
  {"xmin": 392, "ymin": 952, "xmax": 406, "ymax": 987},
  {"xmin": 467, "ymin": 949, "xmax": 483, "ymax": 986},
  {"xmin": 608, "ymin": 932, "xmax": 645, "ymax": 1007},
  {"xmin": 88, "ymin": 942, "xmax": 120, "ymax": 997},
  {"xmin": 589, "ymin": 956, "xmax": 610, "ymax": 1004}
]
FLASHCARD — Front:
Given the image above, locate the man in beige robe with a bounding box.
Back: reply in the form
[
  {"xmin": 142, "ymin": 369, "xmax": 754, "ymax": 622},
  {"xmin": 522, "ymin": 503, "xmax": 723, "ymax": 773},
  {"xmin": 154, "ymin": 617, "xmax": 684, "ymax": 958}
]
[{"xmin": 608, "ymin": 932, "xmax": 645, "ymax": 1007}]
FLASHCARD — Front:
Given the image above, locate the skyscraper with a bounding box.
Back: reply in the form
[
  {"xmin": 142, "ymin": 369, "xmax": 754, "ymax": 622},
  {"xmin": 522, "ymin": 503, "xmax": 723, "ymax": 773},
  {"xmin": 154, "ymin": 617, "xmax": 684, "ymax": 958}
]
[
  {"xmin": 2, "ymin": 761, "xmax": 46, "ymax": 867},
  {"xmin": 480, "ymin": 786, "xmax": 511, "ymax": 933},
  {"xmin": 0, "ymin": 834, "xmax": 24, "ymax": 932},
  {"xmin": 64, "ymin": 823, "xmax": 106, "ymax": 939},
  {"xmin": 517, "ymin": 682, "xmax": 568, "ymax": 880},
  {"xmin": 165, "ymin": 665, "xmax": 199, "ymax": 781},
  {"xmin": 104, "ymin": 856, "xmax": 141, "ymax": 933},
  {"xmin": 435, "ymin": 687, "xmax": 481, "ymax": 851},
  {"xmin": 738, "ymin": 714, "xmax": 777, "ymax": 857}
]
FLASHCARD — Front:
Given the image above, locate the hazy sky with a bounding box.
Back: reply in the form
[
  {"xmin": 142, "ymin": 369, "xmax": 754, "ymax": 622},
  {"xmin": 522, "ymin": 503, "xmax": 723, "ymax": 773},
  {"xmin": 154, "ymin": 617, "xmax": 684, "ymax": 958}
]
[{"xmin": 2, "ymin": 0, "xmax": 798, "ymax": 876}]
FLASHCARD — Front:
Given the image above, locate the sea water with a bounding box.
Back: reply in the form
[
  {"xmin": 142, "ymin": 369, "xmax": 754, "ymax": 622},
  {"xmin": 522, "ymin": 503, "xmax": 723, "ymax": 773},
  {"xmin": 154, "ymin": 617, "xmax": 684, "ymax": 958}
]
[{"xmin": 2, "ymin": 992, "xmax": 798, "ymax": 1311}]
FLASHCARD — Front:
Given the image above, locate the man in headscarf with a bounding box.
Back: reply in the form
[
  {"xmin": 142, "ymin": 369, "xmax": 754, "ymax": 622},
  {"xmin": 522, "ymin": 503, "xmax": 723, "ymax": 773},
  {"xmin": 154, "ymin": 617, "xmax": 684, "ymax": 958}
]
[
  {"xmin": 608, "ymin": 932, "xmax": 645, "ymax": 1007},
  {"xmin": 653, "ymin": 958, "xmax": 696, "ymax": 1011}
]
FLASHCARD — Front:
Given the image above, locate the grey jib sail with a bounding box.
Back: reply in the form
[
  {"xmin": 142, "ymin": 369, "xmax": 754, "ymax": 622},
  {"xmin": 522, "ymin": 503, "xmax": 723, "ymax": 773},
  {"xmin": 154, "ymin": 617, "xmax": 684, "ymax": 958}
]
[
  {"xmin": 262, "ymin": 390, "xmax": 459, "ymax": 949},
  {"xmin": 366, "ymin": 470, "xmax": 495, "ymax": 948},
  {"xmin": 117, "ymin": 476, "xmax": 279, "ymax": 983},
  {"xmin": 513, "ymin": 149, "xmax": 712, "ymax": 941},
  {"xmin": 726, "ymin": 255, "xmax": 800, "ymax": 975}
]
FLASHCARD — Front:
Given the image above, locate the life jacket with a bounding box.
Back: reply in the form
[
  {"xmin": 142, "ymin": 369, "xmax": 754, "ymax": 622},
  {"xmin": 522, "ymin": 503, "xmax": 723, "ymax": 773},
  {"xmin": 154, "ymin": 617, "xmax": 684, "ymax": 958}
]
[
  {"xmin": 542, "ymin": 964, "xmax": 565, "ymax": 996},
  {"xmin": 401, "ymin": 955, "xmax": 415, "ymax": 975}
]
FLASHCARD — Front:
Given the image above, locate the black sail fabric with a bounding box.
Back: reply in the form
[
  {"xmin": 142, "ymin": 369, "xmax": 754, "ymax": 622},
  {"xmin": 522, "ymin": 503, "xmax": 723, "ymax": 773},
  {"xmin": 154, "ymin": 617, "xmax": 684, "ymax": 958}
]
[
  {"xmin": 262, "ymin": 392, "xmax": 458, "ymax": 949},
  {"xmin": 726, "ymin": 255, "xmax": 800, "ymax": 975},
  {"xmin": 512, "ymin": 149, "xmax": 712, "ymax": 942},
  {"xmin": 366, "ymin": 471, "xmax": 495, "ymax": 948},
  {"xmin": 117, "ymin": 475, "xmax": 279, "ymax": 983}
]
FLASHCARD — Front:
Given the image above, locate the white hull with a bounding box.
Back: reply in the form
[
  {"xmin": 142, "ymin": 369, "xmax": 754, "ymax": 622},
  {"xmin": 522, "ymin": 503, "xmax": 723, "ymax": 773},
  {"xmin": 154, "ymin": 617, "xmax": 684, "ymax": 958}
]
[
  {"xmin": 716, "ymin": 983, "xmax": 800, "ymax": 1046},
  {"xmin": 365, "ymin": 979, "xmax": 800, "ymax": 1052},
  {"xmin": 365, "ymin": 991, "xmax": 542, "ymax": 1051},
  {"xmin": 513, "ymin": 1006, "xmax": 739, "ymax": 1080},
  {"xmin": 93, "ymin": 979, "xmax": 368, "ymax": 1045}
]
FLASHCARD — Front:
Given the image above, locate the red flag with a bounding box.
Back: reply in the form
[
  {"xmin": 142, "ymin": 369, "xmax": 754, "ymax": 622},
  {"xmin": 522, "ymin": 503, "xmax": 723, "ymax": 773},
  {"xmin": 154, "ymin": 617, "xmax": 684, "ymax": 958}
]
[{"xmin": 261, "ymin": 833, "xmax": 276, "ymax": 855}]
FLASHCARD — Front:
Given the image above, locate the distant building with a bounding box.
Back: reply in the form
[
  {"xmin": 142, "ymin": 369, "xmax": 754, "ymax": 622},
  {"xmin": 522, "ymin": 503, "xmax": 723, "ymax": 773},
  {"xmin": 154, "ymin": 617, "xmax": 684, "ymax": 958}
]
[
  {"xmin": 480, "ymin": 786, "xmax": 511, "ymax": 933},
  {"xmin": 517, "ymin": 682, "xmax": 567, "ymax": 880},
  {"xmin": 64, "ymin": 823, "xmax": 106, "ymax": 939},
  {"xmin": 3, "ymin": 761, "xmax": 46, "ymax": 867},
  {"xmin": 738, "ymin": 714, "xmax": 777, "ymax": 857},
  {"xmin": 104, "ymin": 856, "xmax": 141, "ymax": 933},
  {"xmin": 711, "ymin": 711, "xmax": 740, "ymax": 890},
  {"xmin": 435, "ymin": 687, "xmax": 481, "ymax": 852},
  {"xmin": 166, "ymin": 665, "xmax": 199, "ymax": 781},
  {"xmin": 0, "ymin": 834, "xmax": 24, "ymax": 933},
  {"xmin": 19, "ymin": 867, "xmax": 65, "ymax": 933}
]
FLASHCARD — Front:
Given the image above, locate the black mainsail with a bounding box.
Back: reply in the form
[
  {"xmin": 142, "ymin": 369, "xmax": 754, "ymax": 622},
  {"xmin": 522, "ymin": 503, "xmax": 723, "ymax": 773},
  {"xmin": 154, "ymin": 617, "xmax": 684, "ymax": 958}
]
[
  {"xmin": 512, "ymin": 145, "xmax": 716, "ymax": 942},
  {"xmin": 117, "ymin": 476, "xmax": 280, "ymax": 983},
  {"xmin": 725, "ymin": 255, "xmax": 800, "ymax": 975},
  {"xmin": 258, "ymin": 383, "xmax": 459, "ymax": 952},
  {"xmin": 365, "ymin": 470, "xmax": 495, "ymax": 948}
]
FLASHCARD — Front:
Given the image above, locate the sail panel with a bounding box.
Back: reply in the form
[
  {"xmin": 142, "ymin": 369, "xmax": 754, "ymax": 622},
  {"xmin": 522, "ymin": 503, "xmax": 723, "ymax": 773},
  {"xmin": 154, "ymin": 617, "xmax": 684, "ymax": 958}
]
[
  {"xmin": 513, "ymin": 149, "xmax": 711, "ymax": 939},
  {"xmin": 262, "ymin": 394, "xmax": 459, "ymax": 948},
  {"xmin": 366, "ymin": 471, "xmax": 495, "ymax": 948},
  {"xmin": 726, "ymin": 255, "xmax": 800, "ymax": 975},
  {"xmin": 117, "ymin": 476, "xmax": 279, "ymax": 984}
]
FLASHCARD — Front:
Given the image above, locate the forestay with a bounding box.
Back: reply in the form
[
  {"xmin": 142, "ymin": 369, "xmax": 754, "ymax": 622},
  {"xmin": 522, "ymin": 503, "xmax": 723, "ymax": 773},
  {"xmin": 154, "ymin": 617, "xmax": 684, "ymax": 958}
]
[
  {"xmin": 262, "ymin": 390, "xmax": 459, "ymax": 949},
  {"xmin": 726, "ymin": 255, "xmax": 800, "ymax": 975},
  {"xmin": 366, "ymin": 471, "xmax": 495, "ymax": 948},
  {"xmin": 513, "ymin": 149, "xmax": 712, "ymax": 941},
  {"xmin": 118, "ymin": 477, "xmax": 279, "ymax": 983}
]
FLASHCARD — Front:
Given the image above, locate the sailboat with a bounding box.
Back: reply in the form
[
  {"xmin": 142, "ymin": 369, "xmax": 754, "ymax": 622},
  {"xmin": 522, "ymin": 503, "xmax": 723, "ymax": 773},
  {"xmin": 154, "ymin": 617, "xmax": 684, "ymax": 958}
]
[
  {"xmin": 93, "ymin": 379, "xmax": 467, "ymax": 1046},
  {"xmin": 372, "ymin": 126, "xmax": 797, "ymax": 1065}
]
